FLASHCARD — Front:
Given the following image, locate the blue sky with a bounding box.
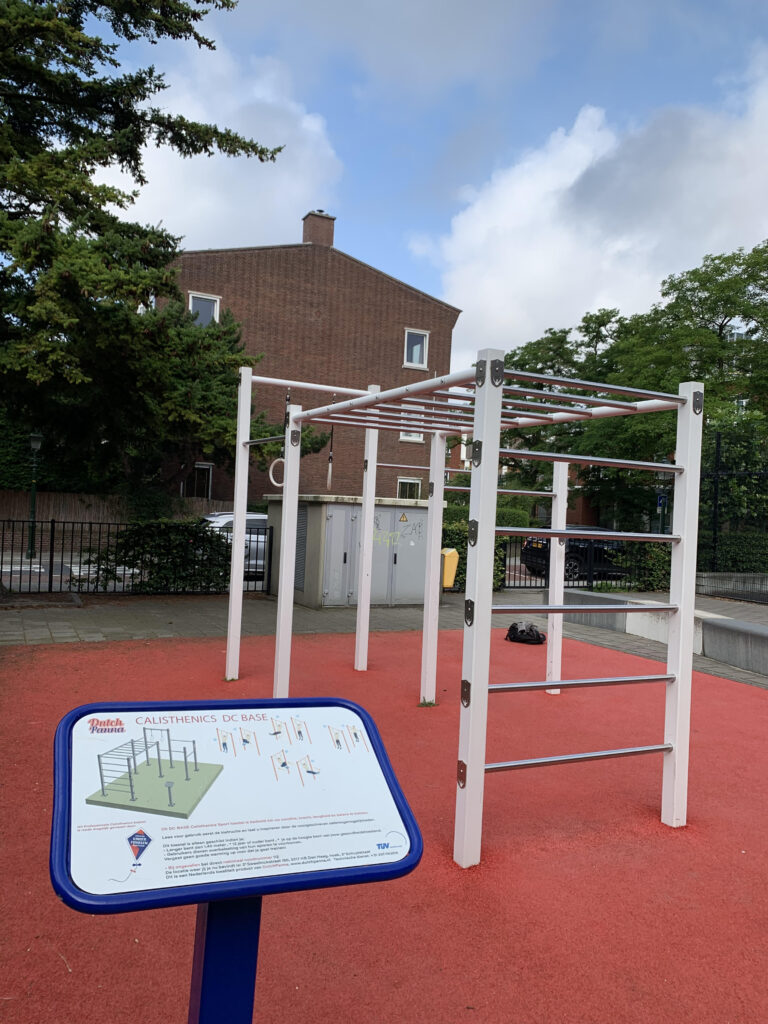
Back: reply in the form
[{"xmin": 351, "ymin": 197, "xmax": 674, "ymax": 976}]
[{"xmin": 112, "ymin": 0, "xmax": 768, "ymax": 369}]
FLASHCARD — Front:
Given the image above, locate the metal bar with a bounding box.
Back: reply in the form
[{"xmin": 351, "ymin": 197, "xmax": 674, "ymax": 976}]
[
  {"xmin": 244, "ymin": 436, "xmax": 283, "ymax": 446},
  {"xmin": 490, "ymin": 674, "xmax": 675, "ymax": 693},
  {"xmin": 377, "ymin": 462, "xmax": 431, "ymax": 472},
  {"xmin": 485, "ymin": 744, "xmax": 673, "ymax": 773},
  {"xmin": 225, "ymin": 366, "xmax": 252, "ymax": 681},
  {"xmin": 496, "ymin": 527, "xmax": 679, "ymax": 542},
  {"xmin": 295, "ymin": 367, "xmax": 477, "ymax": 423},
  {"xmin": 492, "ymin": 602, "xmax": 678, "ymax": 614},
  {"xmin": 273, "ymin": 404, "xmax": 302, "ymax": 698},
  {"xmin": 502, "ymin": 369, "xmax": 685, "ymax": 403},
  {"xmin": 502, "ymin": 384, "xmax": 640, "ymax": 410},
  {"xmin": 310, "ymin": 414, "xmax": 473, "ymax": 435},
  {"xmin": 546, "ymin": 461, "xmax": 568, "ymax": 694},
  {"xmin": 354, "ymin": 386, "xmax": 379, "ymax": 672},
  {"xmin": 500, "ymin": 448, "xmax": 683, "ymax": 474},
  {"xmin": 662, "ymin": 381, "xmax": 704, "ymax": 829},
  {"xmin": 327, "ymin": 409, "xmax": 474, "ymax": 431},
  {"xmin": 420, "ymin": 431, "xmax": 446, "ymax": 703},
  {"xmin": 454, "ymin": 348, "xmax": 505, "ymax": 870},
  {"xmin": 445, "ymin": 486, "xmax": 555, "ymax": 498},
  {"xmin": 249, "ymin": 374, "xmax": 367, "ymax": 397}
]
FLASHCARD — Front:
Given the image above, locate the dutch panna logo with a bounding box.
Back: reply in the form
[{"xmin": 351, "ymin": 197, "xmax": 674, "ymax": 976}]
[
  {"xmin": 128, "ymin": 829, "xmax": 152, "ymax": 862},
  {"xmin": 87, "ymin": 717, "xmax": 125, "ymax": 734}
]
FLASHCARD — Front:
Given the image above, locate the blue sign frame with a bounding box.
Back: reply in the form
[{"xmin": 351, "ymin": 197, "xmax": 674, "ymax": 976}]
[{"xmin": 51, "ymin": 698, "xmax": 422, "ymax": 914}]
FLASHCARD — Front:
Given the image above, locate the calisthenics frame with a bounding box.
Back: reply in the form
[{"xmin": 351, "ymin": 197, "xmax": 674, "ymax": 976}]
[{"xmin": 225, "ymin": 349, "xmax": 702, "ymax": 866}]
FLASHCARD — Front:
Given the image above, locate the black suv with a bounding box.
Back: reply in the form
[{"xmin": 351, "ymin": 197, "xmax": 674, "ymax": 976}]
[{"xmin": 520, "ymin": 526, "xmax": 625, "ymax": 582}]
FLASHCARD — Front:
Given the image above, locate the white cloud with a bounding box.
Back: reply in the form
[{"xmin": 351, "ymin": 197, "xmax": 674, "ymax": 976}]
[
  {"xmin": 104, "ymin": 49, "xmax": 342, "ymax": 249},
  {"xmin": 425, "ymin": 50, "xmax": 768, "ymax": 370}
]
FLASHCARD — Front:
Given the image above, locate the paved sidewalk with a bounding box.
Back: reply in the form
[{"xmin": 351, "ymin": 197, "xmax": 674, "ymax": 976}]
[{"xmin": 2, "ymin": 588, "xmax": 767, "ymax": 690}]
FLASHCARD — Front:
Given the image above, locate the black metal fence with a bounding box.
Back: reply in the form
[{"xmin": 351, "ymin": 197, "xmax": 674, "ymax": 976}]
[
  {"xmin": 0, "ymin": 519, "xmax": 272, "ymax": 595},
  {"xmin": 501, "ymin": 535, "xmax": 659, "ymax": 592}
]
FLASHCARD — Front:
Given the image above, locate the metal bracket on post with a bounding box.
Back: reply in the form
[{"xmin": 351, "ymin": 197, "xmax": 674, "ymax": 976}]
[
  {"xmin": 467, "ymin": 520, "xmax": 478, "ymax": 546},
  {"xmin": 471, "ymin": 440, "xmax": 482, "ymax": 467},
  {"xmin": 693, "ymin": 391, "xmax": 704, "ymax": 415},
  {"xmin": 461, "ymin": 679, "xmax": 471, "ymax": 707},
  {"xmin": 290, "ymin": 429, "xmax": 300, "ymax": 447},
  {"xmin": 475, "ymin": 360, "xmax": 486, "ymax": 387},
  {"xmin": 428, "ymin": 481, "xmax": 434, "ymax": 497},
  {"xmin": 363, "ymin": 458, "xmax": 368, "ymax": 472},
  {"xmin": 457, "ymin": 761, "xmax": 467, "ymax": 788},
  {"xmin": 490, "ymin": 359, "xmax": 504, "ymax": 387},
  {"xmin": 464, "ymin": 599, "xmax": 474, "ymax": 626}
]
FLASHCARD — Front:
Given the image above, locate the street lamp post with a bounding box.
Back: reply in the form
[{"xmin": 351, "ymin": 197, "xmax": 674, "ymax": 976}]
[{"xmin": 25, "ymin": 433, "xmax": 43, "ymax": 561}]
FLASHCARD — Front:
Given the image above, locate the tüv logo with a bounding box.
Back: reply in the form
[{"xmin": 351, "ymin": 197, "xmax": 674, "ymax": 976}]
[{"xmin": 376, "ymin": 842, "xmax": 390, "ymax": 850}]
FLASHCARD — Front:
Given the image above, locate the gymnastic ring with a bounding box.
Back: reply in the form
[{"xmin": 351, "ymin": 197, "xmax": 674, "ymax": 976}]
[{"xmin": 268, "ymin": 458, "xmax": 285, "ymax": 488}]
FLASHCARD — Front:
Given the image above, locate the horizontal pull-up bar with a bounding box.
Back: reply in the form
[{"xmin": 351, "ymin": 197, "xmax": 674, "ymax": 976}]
[
  {"xmin": 485, "ymin": 744, "xmax": 673, "ymax": 773},
  {"xmin": 501, "ymin": 449, "xmax": 683, "ymax": 473},
  {"xmin": 489, "ymin": 674, "xmax": 675, "ymax": 693},
  {"xmin": 445, "ymin": 486, "xmax": 554, "ymax": 498},
  {"xmin": 250, "ymin": 374, "xmax": 368, "ymax": 397},
  {"xmin": 377, "ymin": 462, "xmax": 430, "ymax": 472},
  {"xmin": 496, "ymin": 527, "xmax": 679, "ymax": 543},
  {"xmin": 502, "ymin": 369, "xmax": 685, "ymax": 404},
  {"xmin": 296, "ymin": 367, "xmax": 476, "ymax": 423},
  {"xmin": 244, "ymin": 436, "xmax": 282, "ymax": 447},
  {"xmin": 490, "ymin": 603, "xmax": 678, "ymax": 614},
  {"xmin": 503, "ymin": 385, "xmax": 641, "ymax": 410}
]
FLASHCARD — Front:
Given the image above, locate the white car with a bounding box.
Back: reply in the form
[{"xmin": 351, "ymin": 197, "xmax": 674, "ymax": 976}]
[{"xmin": 202, "ymin": 513, "xmax": 268, "ymax": 580}]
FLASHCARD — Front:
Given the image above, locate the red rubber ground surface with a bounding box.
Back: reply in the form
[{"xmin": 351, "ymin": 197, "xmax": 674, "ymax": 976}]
[{"xmin": 2, "ymin": 630, "xmax": 767, "ymax": 1023}]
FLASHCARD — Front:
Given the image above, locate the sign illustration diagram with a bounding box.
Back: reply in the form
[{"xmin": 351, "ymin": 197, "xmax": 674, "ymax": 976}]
[{"xmin": 86, "ymin": 726, "xmax": 223, "ymax": 819}]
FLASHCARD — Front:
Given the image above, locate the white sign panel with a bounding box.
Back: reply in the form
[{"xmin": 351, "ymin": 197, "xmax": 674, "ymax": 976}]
[{"xmin": 67, "ymin": 704, "xmax": 411, "ymax": 897}]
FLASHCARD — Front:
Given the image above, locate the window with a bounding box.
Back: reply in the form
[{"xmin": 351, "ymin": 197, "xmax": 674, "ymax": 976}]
[
  {"xmin": 400, "ymin": 405, "xmax": 425, "ymax": 443},
  {"xmin": 404, "ymin": 329, "xmax": 429, "ymax": 369},
  {"xmin": 182, "ymin": 463, "xmax": 213, "ymax": 499},
  {"xmin": 397, "ymin": 477, "xmax": 421, "ymax": 500},
  {"xmin": 189, "ymin": 292, "xmax": 220, "ymax": 326}
]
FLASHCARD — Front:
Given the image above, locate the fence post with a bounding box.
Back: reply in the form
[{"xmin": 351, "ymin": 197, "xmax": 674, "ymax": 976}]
[{"xmin": 48, "ymin": 519, "xmax": 56, "ymax": 592}]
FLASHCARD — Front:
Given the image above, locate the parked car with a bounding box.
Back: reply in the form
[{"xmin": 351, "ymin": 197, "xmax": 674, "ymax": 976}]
[
  {"xmin": 202, "ymin": 513, "xmax": 268, "ymax": 580},
  {"xmin": 520, "ymin": 526, "xmax": 625, "ymax": 581}
]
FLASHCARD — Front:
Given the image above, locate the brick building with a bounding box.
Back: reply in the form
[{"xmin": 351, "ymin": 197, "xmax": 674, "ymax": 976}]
[{"xmin": 175, "ymin": 211, "xmax": 461, "ymax": 503}]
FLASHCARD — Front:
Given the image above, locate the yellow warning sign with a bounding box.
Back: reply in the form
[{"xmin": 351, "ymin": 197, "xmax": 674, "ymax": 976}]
[{"xmin": 399, "ymin": 513, "xmax": 408, "ymax": 522}]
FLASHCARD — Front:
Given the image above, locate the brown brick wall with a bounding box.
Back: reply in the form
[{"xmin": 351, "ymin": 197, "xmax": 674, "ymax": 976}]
[{"xmin": 177, "ymin": 244, "xmax": 460, "ymax": 502}]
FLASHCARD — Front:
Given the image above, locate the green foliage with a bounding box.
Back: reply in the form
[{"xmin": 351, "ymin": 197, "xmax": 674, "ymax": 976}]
[
  {"xmin": 84, "ymin": 519, "xmax": 231, "ymax": 593},
  {"xmin": 612, "ymin": 543, "xmax": 671, "ymax": 592},
  {"xmin": 697, "ymin": 530, "xmax": 768, "ymax": 573},
  {"xmin": 441, "ymin": 520, "xmax": 507, "ymax": 591},
  {"xmin": 503, "ymin": 242, "xmax": 768, "ymax": 531},
  {"xmin": 0, "ymin": 0, "xmax": 280, "ymax": 499}
]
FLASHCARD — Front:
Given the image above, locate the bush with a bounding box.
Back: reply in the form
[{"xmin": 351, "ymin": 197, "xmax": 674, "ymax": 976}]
[
  {"xmin": 613, "ymin": 542, "xmax": 671, "ymax": 592},
  {"xmin": 86, "ymin": 520, "xmax": 231, "ymax": 593},
  {"xmin": 697, "ymin": 529, "xmax": 768, "ymax": 572},
  {"xmin": 442, "ymin": 520, "xmax": 508, "ymax": 591}
]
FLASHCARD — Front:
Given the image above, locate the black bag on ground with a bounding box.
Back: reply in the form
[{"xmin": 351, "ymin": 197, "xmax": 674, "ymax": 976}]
[{"xmin": 505, "ymin": 621, "xmax": 546, "ymax": 644}]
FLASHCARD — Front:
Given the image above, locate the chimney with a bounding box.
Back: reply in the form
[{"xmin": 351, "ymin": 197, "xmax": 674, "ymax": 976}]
[{"xmin": 302, "ymin": 209, "xmax": 335, "ymax": 246}]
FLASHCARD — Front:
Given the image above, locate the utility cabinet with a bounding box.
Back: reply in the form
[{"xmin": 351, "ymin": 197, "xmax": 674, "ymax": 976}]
[{"xmin": 267, "ymin": 494, "xmax": 429, "ymax": 609}]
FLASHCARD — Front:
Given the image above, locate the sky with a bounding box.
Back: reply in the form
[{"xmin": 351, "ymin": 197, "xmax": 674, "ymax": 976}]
[{"xmin": 111, "ymin": 0, "xmax": 768, "ymax": 370}]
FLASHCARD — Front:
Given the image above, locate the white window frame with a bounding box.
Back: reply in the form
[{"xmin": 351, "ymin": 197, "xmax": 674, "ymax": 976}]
[
  {"xmin": 189, "ymin": 291, "xmax": 221, "ymax": 326},
  {"xmin": 403, "ymin": 328, "xmax": 429, "ymax": 370},
  {"xmin": 182, "ymin": 461, "xmax": 214, "ymax": 499},
  {"xmin": 400, "ymin": 405, "xmax": 424, "ymax": 443},
  {"xmin": 397, "ymin": 477, "xmax": 422, "ymax": 500}
]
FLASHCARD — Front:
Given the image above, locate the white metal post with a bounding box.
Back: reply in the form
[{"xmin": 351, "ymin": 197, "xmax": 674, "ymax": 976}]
[
  {"xmin": 546, "ymin": 461, "xmax": 568, "ymax": 695},
  {"xmin": 225, "ymin": 367, "xmax": 252, "ymax": 681},
  {"xmin": 273, "ymin": 404, "xmax": 302, "ymax": 698},
  {"xmin": 420, "ymin": 431, "xmax": 447, "ymax": 703},
  {"xmin": 355, "ymin": 387, "xmax": 380, "ymax": 671},
  {"xmin": 454, "ymin": 349, "xmax": 504, "ymax": 868},
  {"xmin": 662, "ymin": 382, "xmax": 703, "ymax": 826}
]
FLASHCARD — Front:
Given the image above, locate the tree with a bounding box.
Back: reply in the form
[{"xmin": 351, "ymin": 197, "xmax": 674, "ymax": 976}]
[
  {"xmin": 0, "ymin": 0, "xmax": 282, "ymax": 504},
  {"xmin": 503, "ymin": 242, "xmax": 768, "ymax": 529}
]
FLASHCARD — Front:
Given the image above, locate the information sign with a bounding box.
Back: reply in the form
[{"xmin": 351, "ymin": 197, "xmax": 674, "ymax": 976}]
[{"xmin": 51, "ymin": 698, "xmax": 422, "ymax": 913}]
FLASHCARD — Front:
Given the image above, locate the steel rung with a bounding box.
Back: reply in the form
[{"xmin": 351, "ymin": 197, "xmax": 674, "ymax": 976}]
[
  {"xmin": 492, "ymin": 603, "xmax": 678, "ymax": 615},
  {"xmin": 485, "ymin": 744, "xmax": 673, "ymax": 772},
  {"xmin": 489, "ymin": 674, "xmax": 675, "ymax": 693}
]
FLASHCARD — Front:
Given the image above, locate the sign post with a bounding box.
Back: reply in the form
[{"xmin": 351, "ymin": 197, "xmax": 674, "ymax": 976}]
[{"xmin": 51, "ymin": 698, "xmax": 422, "ymax": 1024}]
